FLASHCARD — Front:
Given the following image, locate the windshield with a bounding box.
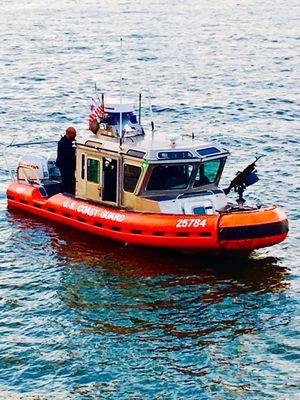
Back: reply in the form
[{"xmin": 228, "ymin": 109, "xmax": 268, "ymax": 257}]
[
  {"xmin": 147, "ymin": 164, "xmax": 194, "ymax": 191},
  {"xmin": 146, "ymin": 159, "xmax": 224, "ymax": 192},
  {"xmin": 194, "ymin": 159, "xmax": 222, "ymax": 187},
  {"xmin": 106, "ymin": 112, "xmax": 136, "ymax": 126}
]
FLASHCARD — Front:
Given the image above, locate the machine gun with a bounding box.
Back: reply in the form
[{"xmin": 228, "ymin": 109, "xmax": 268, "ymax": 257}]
[{"xmin": 224, "ymin": 156, "xmax": 261, "ymax": 206}]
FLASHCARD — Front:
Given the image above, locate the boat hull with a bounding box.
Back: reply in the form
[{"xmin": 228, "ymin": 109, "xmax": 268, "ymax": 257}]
[{"xmin": 7, "ymin": 182, "xmax": 288, "ymax": 252}]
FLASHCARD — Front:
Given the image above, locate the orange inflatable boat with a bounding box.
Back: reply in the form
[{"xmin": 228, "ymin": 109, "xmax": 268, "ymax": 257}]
[
  {"xmin": 5, "ymin": 97, "xmax": 288, "ymax": 252},
  {"xmin": 6, "ymin": 182, "xmax": 287, "ymax": 252}
]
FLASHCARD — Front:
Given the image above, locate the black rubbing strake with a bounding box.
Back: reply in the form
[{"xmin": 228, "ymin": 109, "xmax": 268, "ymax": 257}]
[{"xmin": 219, "ymin": 220, "xmax": 288, "ymax": 240}]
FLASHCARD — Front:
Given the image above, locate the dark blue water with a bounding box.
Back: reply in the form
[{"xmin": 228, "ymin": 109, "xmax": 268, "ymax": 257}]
[{"xmin": 0, "ymin": 1, "xmax": 299, "ymax": 398}]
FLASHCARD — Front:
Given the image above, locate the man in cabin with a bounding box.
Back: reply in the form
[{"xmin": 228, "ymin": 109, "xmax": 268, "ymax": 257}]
[{"xmin": 56, "ymin": 126, "xmax": 77, "ymax": 195}]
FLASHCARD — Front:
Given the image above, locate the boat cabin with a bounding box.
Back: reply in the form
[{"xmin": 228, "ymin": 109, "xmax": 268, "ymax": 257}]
[
  {"xmin": 76, "ymin": 122, "xmax": 230, "ymax": 215},
  {"xmin": 13, "ymin": 99, "xmax": 230, "ymax": 216}
]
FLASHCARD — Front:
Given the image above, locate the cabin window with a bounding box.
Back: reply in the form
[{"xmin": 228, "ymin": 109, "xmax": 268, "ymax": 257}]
[
  {"xmin": 194, "ymin": 159, "xmax": 222, "ymax": 187},
  {"xmin": 123, "ymin": 164, "xmax": 141, "ymax": 193},
  {"xmin": 157, "ymin": 151, "xmax": 194, "ymax": 160},
  {"xmin": 87, "ymin": 158, "xmax": 100, "ymax": 183},
  {"xmin": 81, "ymin": 154, "xmax": 86, "ymax": 179},
  {"xmin": 127, "ymin": 149, "xmax": 146, "ymax": 159},
  {"xmin": 197, "ymin": 147, "xmax": 221, "ymax": 157},
  {"xmin": 106, "ymin": 112, "xmax": 135, "ymax": 126},
  {"xmin": 147, "ymin": 164, "xmax": 194, "ymax": 191}
]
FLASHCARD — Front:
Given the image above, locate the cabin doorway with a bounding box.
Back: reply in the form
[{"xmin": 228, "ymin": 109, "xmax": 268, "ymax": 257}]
[{"xmin": 102, "ymin": 157, "xmax": 118, "ymax": 203}]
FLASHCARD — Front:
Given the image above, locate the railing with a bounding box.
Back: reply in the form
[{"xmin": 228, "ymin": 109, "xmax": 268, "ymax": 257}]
[
  {"xmin": 16, "ymin": 164, "xmax": 50, "ymax": 197},
  {"xmin": 1, "ymin": 139, "xmax": 58, "ymax": 181}
]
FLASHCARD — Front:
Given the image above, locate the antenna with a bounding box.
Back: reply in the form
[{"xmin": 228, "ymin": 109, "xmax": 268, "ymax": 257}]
[
  {"xmin": 119, "ymin": 38, "xmax": 123, "ymax": 139},
  {"xmin": 138, "ymin": 92, "xmax": 142, "ymax": 125},
  {"xmin": 94, "ymin": 81, "xmax": 101, "ymax": 104},
  {"xmin": 145, "ymin": 72, "xmax": 155, "ymax": 132},
  {"xmin": 148, "ymin": 93, "xmax": 154, "ymax": 131}
]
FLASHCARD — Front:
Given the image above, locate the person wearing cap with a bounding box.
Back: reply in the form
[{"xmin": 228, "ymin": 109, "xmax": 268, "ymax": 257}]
[{"xmin": 56, "ymin": 127, "xmax": 77, "ymax": 194}]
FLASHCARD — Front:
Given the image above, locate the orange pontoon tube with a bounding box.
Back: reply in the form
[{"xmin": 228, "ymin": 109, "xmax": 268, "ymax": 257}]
[{"xmin": 7, "ymin": 182, "xmax": 288, "ymax": 252}]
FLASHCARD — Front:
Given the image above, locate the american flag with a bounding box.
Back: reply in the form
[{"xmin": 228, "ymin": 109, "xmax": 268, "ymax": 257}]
[{"xmin": 88, "ymin": 103, "xmax": 105, "ymax": 128}]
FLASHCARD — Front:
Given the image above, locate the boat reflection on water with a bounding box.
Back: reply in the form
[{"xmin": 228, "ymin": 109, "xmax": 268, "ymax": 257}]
[
  {"xmin": 7, "ymin": 211, "xmax": 293, "ymax": 391},
  {"xmin": 57, "ymin": 231, "xmax": 289, "ymax": 292}
]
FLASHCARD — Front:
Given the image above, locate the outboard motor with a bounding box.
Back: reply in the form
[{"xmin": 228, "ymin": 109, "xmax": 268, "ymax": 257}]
[
  {"xmin": 47, "ymin": 153, "xmax": 61, "ymax": 180},
  {"xmin": 17, "ymin": 155, "xmax": 49, "ymax": 182}
]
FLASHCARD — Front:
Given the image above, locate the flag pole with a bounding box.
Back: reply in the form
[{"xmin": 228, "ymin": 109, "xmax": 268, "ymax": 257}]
[{"xmin": 101, "ymin": 93, "xmax": 105, "ymax": 113}]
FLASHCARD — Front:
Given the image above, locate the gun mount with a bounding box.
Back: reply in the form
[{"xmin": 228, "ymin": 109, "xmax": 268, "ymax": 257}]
[{"xmin": 224, "ymin": 156, "xmax": 261, "ymax": 206}]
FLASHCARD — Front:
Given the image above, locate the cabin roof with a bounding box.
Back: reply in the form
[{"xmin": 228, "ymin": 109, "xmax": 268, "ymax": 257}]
[
  {"xmin": 77, "ymin": 131, "xmax": 229, "ymax": 162},
  {"xmin": 96, "ymin": 97, "xmax": 135, "ymax": 113},
  {"xmin": 104, "ymin": 102, "xmax": 134, "ymax": 113}
]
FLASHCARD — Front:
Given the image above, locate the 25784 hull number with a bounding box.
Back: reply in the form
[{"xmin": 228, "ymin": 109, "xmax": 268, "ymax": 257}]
[{"xmin": 176, "ymin": 218, "xmax": 207, "ymax": 228}]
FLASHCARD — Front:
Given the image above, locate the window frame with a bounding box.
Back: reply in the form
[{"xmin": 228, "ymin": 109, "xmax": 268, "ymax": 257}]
[
  {"xmin": 193, "ymin": 158, "xmax": 225, "ymax": 188},
  {"xmin": 123, "ymin": 163, "xmax": 142, "ymax": 193},
  {"xmin": 81, "ymin": 154, "xmax": 86, "ymax": 180},
  {"xmin": 86, "ymin": 157, "xmax": 100, "ymax": 184}
]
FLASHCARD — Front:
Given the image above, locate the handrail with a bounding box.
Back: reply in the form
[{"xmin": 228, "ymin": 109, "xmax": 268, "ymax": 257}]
[
  {"xmin": 4, "ymin": 140, "xmax": 58, "ymax": 148},
  {"xmin": 16, "ymin": 165, "xmax": 49, "ymax": 197},
  {"xmin": 176, "ymin": 189, "xmax": 215, "ymax": 201},
  {"xmin": 1, "ymin": 139, "xmax": 58, "ymax": 181},
  {"xmin": 16, "ymin": 165, "xmax": 42, "ymax": 186},
  {"xmin": 2, "ymin": 140, "xmax": 15, "ymax": 181}
]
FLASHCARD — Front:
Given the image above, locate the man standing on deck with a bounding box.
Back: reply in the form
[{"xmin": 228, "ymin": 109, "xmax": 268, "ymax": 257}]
[{"xmin": 56, "ymin": 126, "xmax": 77, "ymax": 195}]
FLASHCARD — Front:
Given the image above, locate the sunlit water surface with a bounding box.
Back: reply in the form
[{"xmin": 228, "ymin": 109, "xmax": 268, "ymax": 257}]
[{"xmin": 0, "ymin": 0, "xmax": 299, "ymax": 399}]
